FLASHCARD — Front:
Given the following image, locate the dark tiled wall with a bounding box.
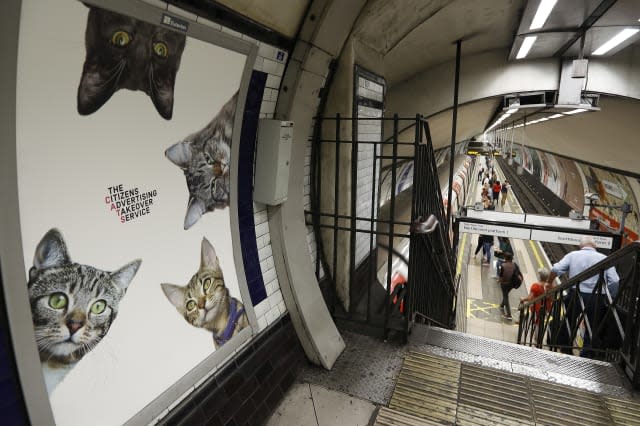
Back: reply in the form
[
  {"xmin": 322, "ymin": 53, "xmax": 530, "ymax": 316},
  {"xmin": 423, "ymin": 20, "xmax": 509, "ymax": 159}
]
[
  {"xmin": 160, "ymin": 314, "xmax": 305, "ymax": 426},
  {"xmin": 0, "ymin": 270, "xmax": 30, "ymax": 426},
  {"xmin": 238, "ymin": 70, "xmax": 268, "ymax": 305}
]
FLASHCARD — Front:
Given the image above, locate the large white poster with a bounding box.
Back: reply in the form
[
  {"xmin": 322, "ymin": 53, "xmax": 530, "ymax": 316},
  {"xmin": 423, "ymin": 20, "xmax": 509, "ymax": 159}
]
[{"xmin": 16, "ymin": 1, "xmax": 249, "ymax": 424}]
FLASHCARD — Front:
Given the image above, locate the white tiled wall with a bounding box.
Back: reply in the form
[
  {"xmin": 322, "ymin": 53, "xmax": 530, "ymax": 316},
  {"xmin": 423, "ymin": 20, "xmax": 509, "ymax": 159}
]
[
  {"xmin": 138, "ymin": 0, "xmax": 288, "ymax": 333},
  {"xmin": 355, "ymin": 105, "xmax": 382, "ymax": 266}
]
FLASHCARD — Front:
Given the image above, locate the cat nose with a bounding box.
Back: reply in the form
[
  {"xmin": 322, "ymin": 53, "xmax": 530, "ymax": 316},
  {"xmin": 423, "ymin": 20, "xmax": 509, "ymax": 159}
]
[
  {"xmin": 66, "ymin": 320, "xmax": 84, "ymax": 335},
  {"xmin": 198, "ymin": 298, "xmax": 205, "ymax": 309}
]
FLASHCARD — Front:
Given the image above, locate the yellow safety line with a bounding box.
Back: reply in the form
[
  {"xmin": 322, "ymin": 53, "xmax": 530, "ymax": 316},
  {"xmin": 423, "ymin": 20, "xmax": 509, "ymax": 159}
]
[
  {"xmin": 456, "ymin": 233, "xmax": 468, "ymax": 275},
  {"xmin": 528, "ymin": 239, "xmax": 545, "ymax": 269}
]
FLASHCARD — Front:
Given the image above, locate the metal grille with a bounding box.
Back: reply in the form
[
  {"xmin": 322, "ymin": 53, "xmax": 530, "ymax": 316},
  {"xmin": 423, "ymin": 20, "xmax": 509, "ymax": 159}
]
[
  {"xmin": 389, "ymin": 352, "xmax": 460, "ymax": 424},
  {"xmin": 382, "ymin": 346, "xmax": 637, "ymax": 426},
  {"xmin": 413, "ymin": 325, "xmax": 625, "ymax": 388}
]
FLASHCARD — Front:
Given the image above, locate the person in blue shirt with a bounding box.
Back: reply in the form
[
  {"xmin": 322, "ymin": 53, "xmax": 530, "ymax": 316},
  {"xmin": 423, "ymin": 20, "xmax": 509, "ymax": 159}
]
[{"xmin": 545, "ymin": 236, "xmax": 619, "ymax": 357}]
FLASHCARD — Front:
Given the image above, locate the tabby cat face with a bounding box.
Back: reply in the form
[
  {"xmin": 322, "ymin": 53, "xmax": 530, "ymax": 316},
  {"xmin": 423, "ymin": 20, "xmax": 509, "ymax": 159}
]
[
  {"xmin": 165, "ymin": 92, "xmax": 237, "ymax": 229},
  {"xmin": 161, "ymin": 238, "xmax": 229, "ymax": 330},
  {"xmin": 28, "ymin": 229, "xmax": 141, "ymax": 364},
  {"xmin": 77, "ymin": 6, "xmax": 186, "ymax": 119}
]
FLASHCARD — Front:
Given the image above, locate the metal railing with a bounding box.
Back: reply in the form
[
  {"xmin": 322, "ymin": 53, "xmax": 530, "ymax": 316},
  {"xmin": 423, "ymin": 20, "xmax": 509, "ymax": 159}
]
[
  {"xmin": 306, "ymin": 113, "xmax": 458, "ymax": 338},
  {"xmin": 517, "ymin": 241, "xmax": 640, "ymax": 386},
  {"xmin": 408, "ymin": 215, "xmax": 457, "ymax": 329}
]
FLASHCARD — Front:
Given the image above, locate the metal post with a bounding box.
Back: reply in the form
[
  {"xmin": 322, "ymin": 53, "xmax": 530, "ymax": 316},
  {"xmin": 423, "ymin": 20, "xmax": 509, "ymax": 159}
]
[
  {"xmin": 332, "ymin": 114, "xmax": 340, "ymax": 315},
  {"xmin": 385, "ymin": 114, "xmax": 399, "ymax": 338},
  {"xmin": 510, "ymin": 124, "xmax": 515, "ymax": 159},
  {"xmin": 349, "ymin": 116, "xmax": 358, "ymax": 315},
  {"xmin": 446, "ymin": 39, "xmax": 462, "ymax": 236}
]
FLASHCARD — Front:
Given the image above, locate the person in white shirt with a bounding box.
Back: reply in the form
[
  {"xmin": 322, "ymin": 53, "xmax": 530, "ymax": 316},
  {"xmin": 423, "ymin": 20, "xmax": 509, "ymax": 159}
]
[{"xmin": 546, "ymin": 236, "xmax": 619, "ymax": 357}]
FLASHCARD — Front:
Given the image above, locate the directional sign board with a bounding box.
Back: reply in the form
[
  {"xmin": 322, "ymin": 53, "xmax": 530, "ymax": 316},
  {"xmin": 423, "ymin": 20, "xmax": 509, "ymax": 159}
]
[
  {"xmin": 530, "ymin": 229, "xmax": 613, "ymax": 249},
  {"xmin": 460, "ymin": 222, "xmax": 531, "ymax": 239}
]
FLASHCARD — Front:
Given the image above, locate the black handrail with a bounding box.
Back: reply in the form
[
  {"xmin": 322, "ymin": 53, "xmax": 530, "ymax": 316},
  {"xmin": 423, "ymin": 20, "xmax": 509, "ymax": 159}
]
[{"xmin": 517, "ymin": 241, "xmax": 640, "ymax": 387}]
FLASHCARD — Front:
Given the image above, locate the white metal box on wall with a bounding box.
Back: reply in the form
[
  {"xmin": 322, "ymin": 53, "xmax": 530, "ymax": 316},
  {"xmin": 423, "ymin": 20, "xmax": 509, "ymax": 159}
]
[{"xmin": 254, "ymin": 120, "xmax": 293, "ymax": 205}]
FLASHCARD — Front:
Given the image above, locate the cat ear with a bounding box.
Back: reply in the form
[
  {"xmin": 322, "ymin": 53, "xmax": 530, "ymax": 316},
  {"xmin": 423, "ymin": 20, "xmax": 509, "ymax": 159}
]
[
  {"xmin": 165, "ymin": 142, "xmax": 192, "ymax": 169},
  {"xmin": 184, "ymin": 198, "xmax": 205, "ymax": 230},
  {"xmin": 110, "ymin": 259, "xmax": 142, "ymax": 291},
  {"xmin": 77, "ymin": 64, "xmax": 122, "ymax": 116},
  {"xmin": 33, "ymin": 229, "xmax": 71, "ymax": 271},
  {"xmin": 200, "ymin": 238, "xmax": 219, "ymax": 270},
  {"xmin": 150, "ymin": 85, "xmax": 175, "ymax": 120},
  {"xmin": 161, "ymin": 283, "xmax": 185, "ymax": 311}
]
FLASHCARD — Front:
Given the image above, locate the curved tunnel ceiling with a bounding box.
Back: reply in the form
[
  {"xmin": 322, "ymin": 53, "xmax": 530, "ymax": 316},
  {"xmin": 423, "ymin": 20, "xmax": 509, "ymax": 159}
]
[
  {"xmin": 217, "ymin": 0, "xmax": 640, "ymax": 174},
  {"xmin": 351, "ymin": 0, "xmax": 525, "ymax": 86}
]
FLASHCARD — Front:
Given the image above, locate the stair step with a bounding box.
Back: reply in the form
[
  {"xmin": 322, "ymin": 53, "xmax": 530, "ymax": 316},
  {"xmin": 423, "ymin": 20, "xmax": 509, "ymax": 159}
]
[
  {"xmin": 385, "ymin": 343, "xmax": 639, "ymax": 426},
  {"xmin": 374, "ymin": 407, "xmax": 444, "ymax": 426},
  {"xmin": 409, "ymin": 325, "xmax": 629, "ymax": 397}
]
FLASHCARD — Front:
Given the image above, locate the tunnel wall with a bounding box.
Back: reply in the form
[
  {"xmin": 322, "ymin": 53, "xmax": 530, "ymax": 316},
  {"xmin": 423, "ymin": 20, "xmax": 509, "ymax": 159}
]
[
  {"xmin": 510, "ymin": 146, "xmax": 640, "ymax": 245},
  {"xmin": 0, "ymin": 0, "xmax": 299, "ymax": 424}
]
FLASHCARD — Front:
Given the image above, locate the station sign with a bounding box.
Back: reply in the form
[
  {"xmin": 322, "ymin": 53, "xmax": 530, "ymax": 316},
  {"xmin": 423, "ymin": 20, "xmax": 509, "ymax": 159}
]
[
  {"xmin": 530, "ymin": 229, "xmax": 613, "ymax": 249},
  {"xmin": 460, "ymin": 221, "xmax": 531, "ymax": 239}
]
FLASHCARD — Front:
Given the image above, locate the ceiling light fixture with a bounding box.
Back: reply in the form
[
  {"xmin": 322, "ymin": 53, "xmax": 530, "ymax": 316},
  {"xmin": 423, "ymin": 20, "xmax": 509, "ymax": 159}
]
[
  {"xmin": 565, "ymin": 108, "xmax": 587, "ymax": 115},
  {"xmin": 517, "ymin": 36, "xmax": 537, "ymax": 59},
  {"xmin": 592, "ymin": 28, "xmax": 640, "ymax": 55},
  {"xmin": 550, "ymin": 114, "xmax": 563, "ymax": 118},
  {"xmin": 530, "ymin": 0, "xmax": 558, "ymax": 30}
]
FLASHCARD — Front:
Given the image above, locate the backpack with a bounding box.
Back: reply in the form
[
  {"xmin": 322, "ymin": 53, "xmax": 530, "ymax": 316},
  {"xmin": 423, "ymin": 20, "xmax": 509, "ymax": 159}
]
[{"xmin": 511, "ymin": 263, "xmax": 523, "ymax": 289}]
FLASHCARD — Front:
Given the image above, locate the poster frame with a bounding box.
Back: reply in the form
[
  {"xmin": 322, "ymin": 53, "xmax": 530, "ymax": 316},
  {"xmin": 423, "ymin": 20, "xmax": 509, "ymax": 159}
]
[{"xmin": 0, "ymin": 0, "xmax": 260, "ymax": 424}]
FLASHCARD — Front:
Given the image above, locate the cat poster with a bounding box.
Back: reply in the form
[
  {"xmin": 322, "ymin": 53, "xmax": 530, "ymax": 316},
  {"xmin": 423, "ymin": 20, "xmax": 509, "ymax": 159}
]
[
  {"xmin": 77, "ymin": 6, "xmax": 187, "ymax": 119},
  {"xmin": 16, "ymin": 0, "xmax": 251, "ymax": 424}
]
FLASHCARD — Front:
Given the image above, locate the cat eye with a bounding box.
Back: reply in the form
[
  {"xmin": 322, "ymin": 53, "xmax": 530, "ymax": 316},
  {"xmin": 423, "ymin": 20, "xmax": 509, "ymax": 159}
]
[
  {"xmin": 90, "ymin": 300, "xmax": 107, "ymax": 315},
  {"xmin": 186, "ymin": 300, "xmax": 197, "ymax": 311},
  {"xmin": 111, "ymin": 31, "xmax": 131, "ymax": 47},
  {"xmin": 204, "ymin": 153, "xmax": 214, "ymax": 165},
  {"xmin": 203, "ymin": 278, "xmax": 212, "ymax": 291},
  {"xmin": 48, "ymin": 293, "xmax": 68, "ymax": 310},
  {"xmin": 153, "ymin": 42, "xmax": 169, "ymax": 58}
]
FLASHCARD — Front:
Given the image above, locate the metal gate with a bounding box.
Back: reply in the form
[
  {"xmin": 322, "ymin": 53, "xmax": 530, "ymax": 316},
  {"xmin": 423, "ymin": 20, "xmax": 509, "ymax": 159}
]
[{"xmin": 307, "ymin": 114, "xmax": 458, "ymax": 338}]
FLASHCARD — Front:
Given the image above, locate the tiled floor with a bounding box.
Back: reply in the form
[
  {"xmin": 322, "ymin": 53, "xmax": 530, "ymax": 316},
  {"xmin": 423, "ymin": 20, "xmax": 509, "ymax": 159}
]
[{"xmin": 265, "ymin": 383, "xmax": 376, "ymax": 426}]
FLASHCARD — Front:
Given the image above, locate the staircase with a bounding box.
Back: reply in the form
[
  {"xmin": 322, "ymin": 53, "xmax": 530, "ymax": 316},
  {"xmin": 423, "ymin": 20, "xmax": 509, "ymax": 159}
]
[{"xmin": 374, "ymin": 325, "xmax": 640, "ymax": 425}]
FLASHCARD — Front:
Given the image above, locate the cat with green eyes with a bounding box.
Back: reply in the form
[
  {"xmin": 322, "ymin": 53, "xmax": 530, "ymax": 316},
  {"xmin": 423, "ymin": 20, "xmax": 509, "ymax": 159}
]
[
  {"xmin": 161, "ymin": 238, "xmax": 248, "ymax": 348},
  {"xmin": 28, "ymin": 229, "xmax": 141, "ymax": 393}
]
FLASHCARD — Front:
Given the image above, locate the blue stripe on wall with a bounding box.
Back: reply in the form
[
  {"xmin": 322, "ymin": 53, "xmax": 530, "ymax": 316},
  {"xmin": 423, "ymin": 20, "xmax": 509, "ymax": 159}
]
[
  {"xmin": 0, "ymin": 265, "xmax": 30, "ymax": 425},
  {"xmin": 238, "ymin": 71, "xmax": 268, "ymax": 305}
]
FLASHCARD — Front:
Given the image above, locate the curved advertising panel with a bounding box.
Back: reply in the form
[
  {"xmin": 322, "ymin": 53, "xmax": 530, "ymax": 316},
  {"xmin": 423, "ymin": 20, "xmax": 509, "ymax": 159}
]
[{"xmin": 13, "ymin": 0, "xmax": 256, "ymax": 424}]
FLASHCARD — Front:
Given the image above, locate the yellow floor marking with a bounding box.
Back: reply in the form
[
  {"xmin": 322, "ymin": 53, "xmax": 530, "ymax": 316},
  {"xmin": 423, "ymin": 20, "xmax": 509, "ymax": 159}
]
[
  {"xmin": 528, "ymin": 240, "xmax": 545, "ymax": 269},
  {"xmin": 456, "ymin": 233, "xmax": 468, "ymax": 275}
]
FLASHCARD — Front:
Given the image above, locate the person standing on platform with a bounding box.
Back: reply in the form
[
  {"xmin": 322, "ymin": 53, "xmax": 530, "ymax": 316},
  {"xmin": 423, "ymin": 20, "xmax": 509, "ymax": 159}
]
[
  {"xmin": 475, "ymin": 234, "xmax": 493, "ymax": 264},
  {"xmin": 478, "ymin": 167, "xmax": 484, "ymax": 182},
  {"xmin": 521, "ymin": 268, "xmax": 552, "ymax": 324},
  {"xmin": 492, "ymin": 180, "xmax": 501, "ymax": 205},
  {"xmin": 500, "ymin": 180, "xmax": 510, "ymax": 207},
  {"xmin": 545, "ymin": 236, "xmax": 619, "ymax": 357},
  {"xmin": 498, "ymin": 252, "xmax": 521, "ymax": 320},
  {"xmin": 482, "ymin": 234, "xmax": 494, "ymax": 265}
]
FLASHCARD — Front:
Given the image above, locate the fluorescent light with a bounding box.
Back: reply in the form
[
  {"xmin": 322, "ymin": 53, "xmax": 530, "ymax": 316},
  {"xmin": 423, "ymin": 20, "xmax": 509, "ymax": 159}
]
[
  {"xmin": 550, "ymin": 114, "xmax": 563, "ymax": 118},
  {"xmin": 517, "ymin": 36, "xmax": 537, "ymax": 59},
  {"xmin": 593, "ymin": 28, "xmax": 640, "ymax": 55},
  {"xmin": 565, "ymin": 108, "xmax": 587, "ymax": 115},
  {"xmin": 539, "ymin": 117, "xmax": 549, "ymax": 121},
  {"xmin": 530, "ymin": 0, "xmax": 558, "ymax": 30}
]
